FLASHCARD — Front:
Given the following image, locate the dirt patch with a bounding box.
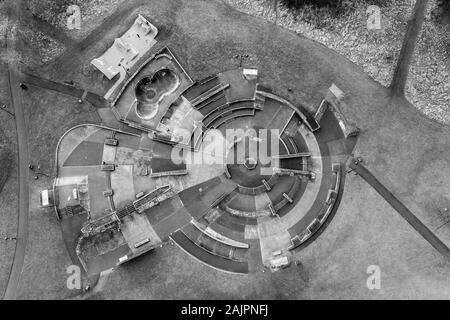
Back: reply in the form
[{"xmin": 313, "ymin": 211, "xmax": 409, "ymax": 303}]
[{"xmin": 4, "ymin": 0, "xmax": 450, "ymax": 299}]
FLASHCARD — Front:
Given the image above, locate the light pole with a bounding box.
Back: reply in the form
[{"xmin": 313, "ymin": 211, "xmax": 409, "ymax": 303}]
[{"xmin": 0, "ymin": 104, "xmax": 14, "ymax": 117}]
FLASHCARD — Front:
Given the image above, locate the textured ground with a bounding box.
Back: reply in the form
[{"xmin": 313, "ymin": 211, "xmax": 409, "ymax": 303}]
[{"xmin": 0, "ymin": 0, "xmax": 449, "ymax": 299}]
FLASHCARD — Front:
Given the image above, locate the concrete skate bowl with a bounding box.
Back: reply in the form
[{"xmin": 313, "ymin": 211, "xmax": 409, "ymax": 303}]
[{"xmin": 135, "ymin": 68, "xmax": 180, "ymax": 120}]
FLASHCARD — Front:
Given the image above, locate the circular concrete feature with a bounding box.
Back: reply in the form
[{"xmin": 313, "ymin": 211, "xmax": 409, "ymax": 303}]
[{"xmin": 135, "ymin": 68, "xmax": 180, "ymax": 120}]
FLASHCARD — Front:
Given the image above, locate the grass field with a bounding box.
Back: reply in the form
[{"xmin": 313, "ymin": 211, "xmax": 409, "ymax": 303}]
[{"xmin": 0, "ymin": 0, "xmax": 448, "ymax": 299}]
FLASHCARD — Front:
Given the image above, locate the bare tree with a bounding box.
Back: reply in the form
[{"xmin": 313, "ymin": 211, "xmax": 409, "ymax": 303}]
[{"xmin": 389, "ymin": 0, "xmax": 429, "ymax": 97}]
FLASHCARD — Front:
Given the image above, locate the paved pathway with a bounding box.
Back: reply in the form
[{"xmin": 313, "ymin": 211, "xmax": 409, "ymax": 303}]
[{"xmin": 349, "ymin": 159, "xmax": 450, "ymax": 261}]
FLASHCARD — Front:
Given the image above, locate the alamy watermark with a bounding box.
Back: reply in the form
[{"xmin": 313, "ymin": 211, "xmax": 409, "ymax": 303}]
[{"xmin": 170, "ymin": 128, "xmax": 280, "ymax": 175}]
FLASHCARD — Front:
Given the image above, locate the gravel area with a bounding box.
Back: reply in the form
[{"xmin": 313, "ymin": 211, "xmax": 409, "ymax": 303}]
[{"xmin": 223, "ymin": 0, "xmax": 450, "ymax": 124}]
